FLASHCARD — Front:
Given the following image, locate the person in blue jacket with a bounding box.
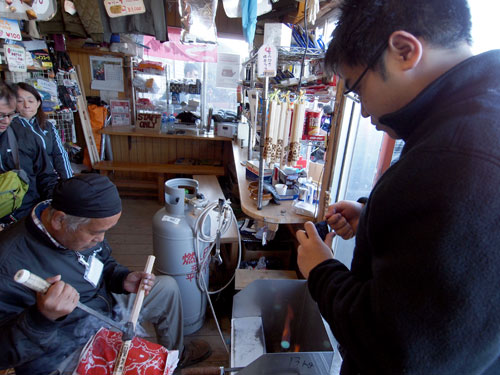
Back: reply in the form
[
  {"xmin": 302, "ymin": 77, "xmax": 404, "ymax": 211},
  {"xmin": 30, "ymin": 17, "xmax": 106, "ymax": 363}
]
[
  {"xmin": 296, "ymin": 0, "xmax": 500, "ymax": 374},
  {"xmin": 0, "ymin": 82, "xmax": 58, "ymax": 226},
  {"xmin": 13, "ymin": 82, "xmax": 73, "ymax": 180}
]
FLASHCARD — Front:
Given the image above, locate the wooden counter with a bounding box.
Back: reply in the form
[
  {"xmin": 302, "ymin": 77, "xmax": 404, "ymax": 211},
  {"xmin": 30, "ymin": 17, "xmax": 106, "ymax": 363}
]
[
  {"xmin": 97, "ymin": 126, "xmax": 233, "ymax": 200},
  {"xmin": 232, "ymin": 142, "xmax": 310, "ymax": 224},
  {"xmin": 99, "ymin": 126, "xmax": 232, "ymax": 177},
  {"xmin": 100, "ymin": 126, "xmax": 231, "ymax": 141}
]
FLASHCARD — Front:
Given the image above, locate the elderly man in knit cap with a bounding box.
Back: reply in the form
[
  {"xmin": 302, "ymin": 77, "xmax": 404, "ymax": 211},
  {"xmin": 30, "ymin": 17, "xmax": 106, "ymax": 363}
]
[{"xmin": 0, "ymin": 174, "xmax": 211, "ymax": 375}]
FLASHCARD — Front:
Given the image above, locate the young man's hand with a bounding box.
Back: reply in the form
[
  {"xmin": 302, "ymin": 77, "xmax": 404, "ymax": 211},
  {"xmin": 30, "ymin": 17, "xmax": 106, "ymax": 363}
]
[
  {"xmin": 296, "ymin": 222, "xmax": 335, "ymax": 279},
  {"xmin": 123, "ymin": 272, "xmax": 156, "ymax": 295},
  {"xmin": 37, "ymin": 275, "xmax": 79, "ymax": 321},
  {"xmin": 324, "ymin": 200, "xmax": 364, "ymax": 239}
]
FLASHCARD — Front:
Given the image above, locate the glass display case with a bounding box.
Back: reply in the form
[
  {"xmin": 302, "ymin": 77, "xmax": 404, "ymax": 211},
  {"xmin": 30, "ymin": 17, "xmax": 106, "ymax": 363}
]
[{"xmin": 131, "ymin": 60, "xmax": 168, "ymax": 129}]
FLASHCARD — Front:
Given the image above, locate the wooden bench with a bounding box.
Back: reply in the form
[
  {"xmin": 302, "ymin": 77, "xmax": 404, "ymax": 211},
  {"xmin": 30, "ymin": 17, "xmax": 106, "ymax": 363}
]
[{"xmin": 94, "ymin": 161, "xmax": 225, "ymax": 203}]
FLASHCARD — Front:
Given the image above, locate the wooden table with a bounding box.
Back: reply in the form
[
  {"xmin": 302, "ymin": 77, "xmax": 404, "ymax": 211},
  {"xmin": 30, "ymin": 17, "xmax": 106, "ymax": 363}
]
[{"xmin": 232, "ymin": 142, "xmax": 310, "ymax": 224}]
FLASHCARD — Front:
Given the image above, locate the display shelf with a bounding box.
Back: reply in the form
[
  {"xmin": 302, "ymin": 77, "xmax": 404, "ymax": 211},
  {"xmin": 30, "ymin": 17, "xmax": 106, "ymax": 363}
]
[
  {"xmin": 242, "ymin": 45, "xmax": 328, "ymax": 209},
  {"xmin": 132, "ymin": 63, "xmax": 168, "ymax": 120},
  {"xmin": 47, "ymin": 111, "xmax": 77, "ymax": 144},
  {"xmin": 242, "ymin": 46, "xmax": 325, "ymax": 66}
]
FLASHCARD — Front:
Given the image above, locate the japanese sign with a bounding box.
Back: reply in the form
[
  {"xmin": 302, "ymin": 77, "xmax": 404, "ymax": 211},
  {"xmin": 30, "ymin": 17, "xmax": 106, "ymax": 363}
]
[
  {"xmin": 0, "ymin": 18, "xmax": 21, "ymax": 41},
  {"xmin": 104, "ymin": 0, "xmax": 146, "ymax": 18},
  {"xmin": 257, "ymin": 45, "xmax": 277, "ymax": 78},
  {"xmin": 5, "ymin": 44, "xmax": 26, "ymax": 72},
  {"xmin": 110, "ymin": 100, "xmax": 131, "ymax": 127}
]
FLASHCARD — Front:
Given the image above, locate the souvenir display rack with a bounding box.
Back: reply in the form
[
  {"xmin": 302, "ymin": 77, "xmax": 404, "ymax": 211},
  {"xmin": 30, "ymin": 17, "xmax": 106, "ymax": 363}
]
[{"xmin": 241, "ymin": 46, "xmax": 328, "ymax": 209}]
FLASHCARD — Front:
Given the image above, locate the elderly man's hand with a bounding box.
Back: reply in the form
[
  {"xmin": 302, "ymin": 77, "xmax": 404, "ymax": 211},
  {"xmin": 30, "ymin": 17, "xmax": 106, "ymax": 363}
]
[
  {"xmin": 296, "ymin": 221, "xmax": 335, "ymax": 279},
  {"xmin": 37, "ymin": 275, "xmax": 79, "ymax": 321},
  {"xmin": 123, "ymin": 271, "xmax": 156, "ymax": 295}
]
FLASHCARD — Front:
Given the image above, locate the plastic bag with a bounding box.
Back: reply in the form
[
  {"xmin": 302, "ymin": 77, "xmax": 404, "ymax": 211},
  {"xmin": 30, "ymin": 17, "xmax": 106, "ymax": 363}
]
[{"xmin": 178, "ymin": 0, "xmax": 218, "ymax": 43}]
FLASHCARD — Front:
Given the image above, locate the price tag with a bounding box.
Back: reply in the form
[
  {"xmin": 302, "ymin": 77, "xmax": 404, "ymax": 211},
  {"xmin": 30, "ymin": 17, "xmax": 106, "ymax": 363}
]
[
  {"xmin": 5, "ymin": 44, "xmax": 26, "ymax": 72},
  {"xmin": 64, "ymin": 0, "xmax": 77, "ymax": 15},
  {"xmin": 257, "ymin": 45, "xmax": 277, "ymax": 78},
  {"xmin": 0, "ymin": 18, "xmax": 22, "ymax": 41},
  {"xmin": 104, "ymin": 0, "xmax": 146, "ymax": 18}
]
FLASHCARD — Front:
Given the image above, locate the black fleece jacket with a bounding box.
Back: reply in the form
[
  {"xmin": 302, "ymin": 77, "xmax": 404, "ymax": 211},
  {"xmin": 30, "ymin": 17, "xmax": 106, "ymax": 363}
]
[
  {"xmin": 0, "ymin": 204, "xmax": 130, "ymax": 375},
  {"xmin": 308, "ymin": 50, "xmax": 500, "ymax": 375},
  {"xmin": 0, "ymin": 125, "xmax": 58, "ymax": 222}
]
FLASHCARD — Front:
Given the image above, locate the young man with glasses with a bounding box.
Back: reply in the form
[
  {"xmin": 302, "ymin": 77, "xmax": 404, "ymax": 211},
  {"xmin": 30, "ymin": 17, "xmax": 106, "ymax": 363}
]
[
  {"xmin": 296, "ymin": 1, "xmax": 500, "ymax": 374},
  {"xmin": 0, "ymin": 82, "xmax": 57, "ymax": 226}
]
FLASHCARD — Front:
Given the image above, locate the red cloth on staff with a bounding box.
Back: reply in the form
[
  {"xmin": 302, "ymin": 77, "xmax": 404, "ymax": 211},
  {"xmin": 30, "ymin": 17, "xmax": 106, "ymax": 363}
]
[{"xmin": 75, "ymin": 328, "xmax": 178, "ymax": 375}]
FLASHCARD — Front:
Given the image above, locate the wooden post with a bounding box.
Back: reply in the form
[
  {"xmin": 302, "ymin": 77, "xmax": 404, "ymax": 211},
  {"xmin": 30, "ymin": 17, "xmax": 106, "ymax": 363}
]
[{"xmin": 318, "ymin": 79, "xmax": 346, "ymax": 220}]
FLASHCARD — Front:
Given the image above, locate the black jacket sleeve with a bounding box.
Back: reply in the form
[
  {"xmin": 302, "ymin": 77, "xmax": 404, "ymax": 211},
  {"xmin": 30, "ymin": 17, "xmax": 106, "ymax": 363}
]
[
  {"xmin": 0, "ymin": 275, "xmax": 62, "ymax": 369},
  {"xmin": 308, "ymin": 146, "xmax": 500, "ymax": 374}
]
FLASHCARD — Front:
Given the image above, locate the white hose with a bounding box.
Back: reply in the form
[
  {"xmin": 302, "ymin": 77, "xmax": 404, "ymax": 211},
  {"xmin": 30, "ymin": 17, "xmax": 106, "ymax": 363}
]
[{"xmin": 192, "ymin": 199, "xmax": 242, "ymax": 353}]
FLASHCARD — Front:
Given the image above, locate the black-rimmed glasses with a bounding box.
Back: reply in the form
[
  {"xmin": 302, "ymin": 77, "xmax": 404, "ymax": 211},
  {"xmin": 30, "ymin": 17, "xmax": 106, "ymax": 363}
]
[
  {"xmin": 344, "ymin": 44, "xmax": 387, "ymax": 96},
  {"xmin": 0, "ymin": 112, "xmax": 18, "ymax": 122}
]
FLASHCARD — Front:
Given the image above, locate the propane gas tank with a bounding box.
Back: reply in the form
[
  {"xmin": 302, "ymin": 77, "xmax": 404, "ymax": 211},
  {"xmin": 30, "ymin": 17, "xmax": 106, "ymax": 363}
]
[{"xmin": 153, "ymin": 178, "xmax": 211, "ymax": 335}]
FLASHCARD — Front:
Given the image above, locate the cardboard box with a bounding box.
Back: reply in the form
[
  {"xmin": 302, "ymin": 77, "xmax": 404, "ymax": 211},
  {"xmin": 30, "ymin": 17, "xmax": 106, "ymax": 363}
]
[
  {"xmin": 263, "ymin": 23, "xmax": 292, "ymax": 47},
  {"xmin": 245, "ymin": 160, "xmax": 272, "ymax": 183}
]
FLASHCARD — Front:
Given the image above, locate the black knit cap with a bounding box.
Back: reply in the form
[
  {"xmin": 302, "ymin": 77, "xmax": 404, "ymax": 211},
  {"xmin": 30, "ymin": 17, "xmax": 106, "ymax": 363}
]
[{"xmin": 51, "ymin": 174, "xmax": 122, "ymax": 218}]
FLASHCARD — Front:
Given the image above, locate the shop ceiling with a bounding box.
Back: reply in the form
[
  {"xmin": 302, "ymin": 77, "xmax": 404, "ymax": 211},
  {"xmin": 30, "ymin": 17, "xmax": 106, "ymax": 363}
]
[{"xmin": 168, "ymin": 0, "xmax": 341, "ymax": 37}]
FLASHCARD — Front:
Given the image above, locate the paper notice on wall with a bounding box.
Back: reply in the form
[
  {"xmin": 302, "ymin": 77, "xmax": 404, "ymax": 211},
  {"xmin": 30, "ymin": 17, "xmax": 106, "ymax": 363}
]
[
  {"xmin": 110, "ymin": 99, "xmax": 131, "ymax": 126},
  {"xmin": 216, "ymin": 53, "xmax": 240, "ymax": 89},
  {"xmin": 25, "ymin": 50, "xmax": 34, "ymax": 66},
  {"xmin": 90, "ymin": 55, "xmax": 124, "ymax": 92},
  {"xmin": 104, "ymin": 0, "xmax": 146, "ymax": 17},
  {"xmin": 5, "ymin": 44, "xmax": 26, "ymax": 72}
]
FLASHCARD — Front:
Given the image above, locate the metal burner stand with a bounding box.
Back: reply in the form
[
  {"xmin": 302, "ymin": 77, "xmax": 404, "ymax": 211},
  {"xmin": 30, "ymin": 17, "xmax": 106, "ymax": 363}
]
[{"xmin": 231, "ymin": 280, "xmax": 337, "ymax": 374}]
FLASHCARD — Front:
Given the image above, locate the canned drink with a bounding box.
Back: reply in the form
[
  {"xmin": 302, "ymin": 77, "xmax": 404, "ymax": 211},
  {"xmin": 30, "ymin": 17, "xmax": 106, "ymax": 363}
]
[
  {"xmin": 299, "ymin": 187, "xmax": 308, "ymax": 201},
  {"xmin": 307, "ymin": 110, "xmax": 322, "ymax": 135}
]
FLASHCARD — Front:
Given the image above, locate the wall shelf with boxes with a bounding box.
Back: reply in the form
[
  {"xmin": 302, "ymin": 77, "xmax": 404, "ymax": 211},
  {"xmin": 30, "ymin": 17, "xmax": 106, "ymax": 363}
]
[{"xmin": 131, "ymin": 59, "xmax": 208, "ymax": 134}]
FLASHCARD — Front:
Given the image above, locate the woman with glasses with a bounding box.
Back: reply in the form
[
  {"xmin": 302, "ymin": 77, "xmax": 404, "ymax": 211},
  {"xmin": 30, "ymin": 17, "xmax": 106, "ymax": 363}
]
[
  {"xmin": 0, "ymin": 82, "xmax": 58, "ymax": 226},
  {"xmin": 12, "ymin": 82, "xmax": 73, "ymax": 180}
]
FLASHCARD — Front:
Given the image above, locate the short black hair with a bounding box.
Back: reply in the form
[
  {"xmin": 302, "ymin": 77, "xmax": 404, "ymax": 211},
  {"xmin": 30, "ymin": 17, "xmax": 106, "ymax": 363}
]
[
  {"xmin": 325, "ymin": 0, "xmax": 472, "ymax": 74},
  {"xmin": 0, "ymin": 81, "xmax": 17, "ymax": 104}
]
